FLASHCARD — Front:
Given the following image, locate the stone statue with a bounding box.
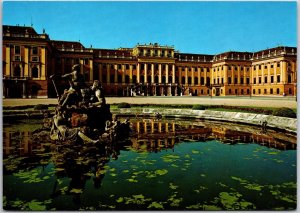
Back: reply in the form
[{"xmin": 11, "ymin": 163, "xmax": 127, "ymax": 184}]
[
  {"xmin": 59, "ymin": 64, "xmax": 86, "ymax": 108},
  {"xmin": 47, "ymin": 64, "xmax": 129, "ymax": 145}
]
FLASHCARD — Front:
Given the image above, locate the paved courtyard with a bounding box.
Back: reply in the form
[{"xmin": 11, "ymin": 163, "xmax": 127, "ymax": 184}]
[{"xmin": 2, "ymin": 96, "xmax": 297, "ymax": 108}]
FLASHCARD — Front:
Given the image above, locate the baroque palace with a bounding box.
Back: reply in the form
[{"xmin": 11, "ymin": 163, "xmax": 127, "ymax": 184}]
[{"xmin": 2, "ymin": 25, "xmax": 297, "ymax": 98}]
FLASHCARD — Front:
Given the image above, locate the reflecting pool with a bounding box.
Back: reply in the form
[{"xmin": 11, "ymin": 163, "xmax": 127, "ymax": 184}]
[{"xmin": 3, "ymin": 118, "xmax": 297, "ymax": 210}]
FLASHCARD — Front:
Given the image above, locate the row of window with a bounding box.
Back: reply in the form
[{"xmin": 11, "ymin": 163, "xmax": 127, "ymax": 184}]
[
  {"xmin": 253, "ymin": 75, "xmax": 293, "ymax": 84},
  {"xmin": 212, "ymin": 66, "xmax": 250, "ymax": 72},
  {"xmin": 99, "ymin": 74, "xmax": 211, "ymax": 85},
  {"xmin": 252, "ymin": 88, "xmax": 292, "ymax": 95},
  {"xmin": 253, "ymin": 63, "xmax": 281, "ymax": 70},
  {"xmin": 12, "ymin": 65, "xmax": 39, "ymax": 78},
  {"xmin": 14, "ymin": 46, "xmax": 38, "ymax": 55}
]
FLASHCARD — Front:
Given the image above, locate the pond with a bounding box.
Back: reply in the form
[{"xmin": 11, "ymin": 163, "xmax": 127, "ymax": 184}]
[{"xmin": 3, "ymin": 118, "xmax": 297, "ymax": 210}]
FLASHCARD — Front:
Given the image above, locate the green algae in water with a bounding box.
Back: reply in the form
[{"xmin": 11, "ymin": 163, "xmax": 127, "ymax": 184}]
[{"xmin": 147, "ymin": 201, "xmax": 164, "ymax": 209}]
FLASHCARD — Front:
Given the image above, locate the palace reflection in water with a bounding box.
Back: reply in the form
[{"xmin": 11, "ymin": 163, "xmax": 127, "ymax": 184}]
[
  {"xmin": 3, "ymin": 118, "xmax": 296, "ymax": 158},
  {"xmin": 3, "ymin": 118, "xmax": 297, "ymax": 211}
]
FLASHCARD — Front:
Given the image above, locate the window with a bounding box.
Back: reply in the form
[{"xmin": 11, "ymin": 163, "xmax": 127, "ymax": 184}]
[
  {"xmin": 229, "ymin": 89, "xmax": 231, "ymax": 94},
  {"xmin": 277, "ymin": 88, "xmax": 280, "ymax": 94},
  {"xmin": 228, "ymin": 77, "xmax": 231, "ymax": 84},
  {"xmin": 271, "ymin": 65, "xmax": 274, "ymax": 68},
  {"xmin": 264, "ymin": 89, "xmax": 267, "ymax": 94},
  {"xmin": 264, "ymin": 65, "xmax": 267, "ymax": 69},
  {"xmin": 277, "ymin": 75, "xmax": 280, "ymax": 82},
  {"xmin": 246, "ymin": 78, "xmax": 250, "ymax": 84},
  {"xmin": 288, "ymin": 74, "xmax": 292, "ymax": 83},
  {"xmin": 13, "ymin": 65, "xmax": 21, "ymax": 76},
  {"xmin": 288, "ymin": 88, "xmax": 292, "ymax": 94},
  {"xmin": 110, "ymin": 75, "xmax": 115, "ymax": 83},
  {"xmin": 258, "ymin": 89, "xmax": 261, "ymax": 94},
  {"xmin": 235, "ymin": 89, "xmax": 238, "ymax": 94},
  {"xmin": 264, "ymin": 77, "xmax": 268, "ymax": 83},
  {"xmin": 132, "ymin": 75, "xmax": 137, "ymax": 83},
  {"xmin": 253, "ymin": 78, "xmax": 256, "ymax": 84},
  {"xmin": 270, "ymin": 89, "xmax": 273, "ymax": 94},
  {"xmin": 271, "ymin": 76, "xmax": 274, "ymax": 83},
  {"xmin": 258, "ymin": 65, "xmax": 261, "ymax": 70},
  {"xmin": 234, "ymin": 78, "xmax": 238, "ymax": 84},
  {"xmin": 240, "ymin": 78, "xmax": 244, "ymax": 84},
  {"xmin": 32, "ymin": 47, "xmax": 38, "ymax": 55},
  {"xmin": 201, "ymin": 77, "xmax": 204, "ymax": 85},
  {"xmin": 206, "ymin": 77, "xmax": 210, "ymax": 86},
  {"xmin": 213, "ymin": 79, "xmax": 216, "ymax": 84},
  {"xmin": 188, "ymin": 77, "xmax": 192, "ymax": 84},
  {"xmin": 253, "ymin": 89, "xmax": 255, "ymax": 94},
  {"xmin": 125, "ymin": 75, "xmax": 130, "ymax": 83},
  {"xmin": 31, "ymin": 66, "xmax": 39, "ymax": 78},
  {"xmin": 14, "ymin": 46, "xmax": 20, "ymax": 54},
  {"xmin": 132, "ymin": 65, "xmax": 136, "ymax": 70},
  {"xmin": 126, "ymin": 64, "xmax": 129, "ymax": 70},
  {"xmin": 118, "ymin": 75, "xmax": 122, "ymax": 83},
  {"xmin": 235, "ymin": 66, "xmax": 237, "ymax": 71},
  {"xmin": 277, "ymin": 63, "xmax": 280, "ymax": 67},
  {"xmin": 118, "ymin": 64, "xmax": 122, "ymax": 69},
  {"xmin": 194, "ymin": 77, "xmax": 198, "ymax": 85},
  {"xmin": 241, "ymin": 89, "xmax": 244, "ymax": 95},
  {"xmin": 258, "ymin": 77, "xmax": 261, "ymax": 84},
  {"xmin": 247, "ymin": 89, "xmax": 249, "ymax": 94}
]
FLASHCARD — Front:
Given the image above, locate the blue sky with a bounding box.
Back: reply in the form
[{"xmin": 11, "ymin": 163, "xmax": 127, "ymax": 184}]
[{"xmin": 2, "ymin": 1, "xmax": 297, "ymax": 54}]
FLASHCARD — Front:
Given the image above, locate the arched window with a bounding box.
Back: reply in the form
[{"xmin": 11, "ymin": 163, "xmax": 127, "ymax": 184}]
[
  {"xmin": 118, "ymin": 75, "xmax": 122, "ymax": 83},
  {"xmin": 194, "ymin": 77, "xmax": 198, "ymax": 85},
  {"xmin": 182, "ymin": 77, "xmax": 186, "ymax": 84},
  {"xmin": 188, "ymin": 77, "xmax": 192, "ymax": 84},
  {"xmin": 14, "ymin": 65, "xmax": 21, "ymax": 77},
  {"xmin": 132, "ymin": 75, "xmax": 137, "ymax": 83},
  {"xmin": 110, "ymin": 75, "xmax": 115, "ymax": 83},
  {"xmin": 31, "ymin": 66, "xmax": 39, "ymax": 78},
  {"xmin": 125, "ymin": 75, "xmax": 130, "ymax": 83}
]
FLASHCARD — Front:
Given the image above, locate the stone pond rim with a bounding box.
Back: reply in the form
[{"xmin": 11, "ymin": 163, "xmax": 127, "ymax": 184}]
[{"xmin": 3, "ymin": 107, "xmax": 297, "ymax": 135}]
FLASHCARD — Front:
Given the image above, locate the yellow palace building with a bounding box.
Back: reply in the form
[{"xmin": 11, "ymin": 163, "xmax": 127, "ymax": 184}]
[{"xmin": 2, "ymin": 25, "xmax": 297, "ymax": 98}]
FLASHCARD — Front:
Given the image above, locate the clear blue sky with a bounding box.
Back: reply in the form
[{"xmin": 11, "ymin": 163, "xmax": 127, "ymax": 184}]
[{"xmin": 2, "ymin": 1, "xmax": 297, "ymax": 54}]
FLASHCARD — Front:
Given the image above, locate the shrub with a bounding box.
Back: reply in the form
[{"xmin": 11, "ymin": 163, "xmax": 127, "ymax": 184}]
[
  {"xmin": 192, "ymin": 105, "xmax": 206, "ymax": 110},
  {"xmin": 117, "ymin": 102, "xmax": 131, "ymax": 108},
  {"xmin": 33, "ymin": 104, "xmax": 48, "ymax": 110},
  {"xmin": 272, "ymin": 107, "xmax": 296, "ymax": 118}
]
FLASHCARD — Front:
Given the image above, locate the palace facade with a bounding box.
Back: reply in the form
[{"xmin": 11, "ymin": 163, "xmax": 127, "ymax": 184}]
[{"xmin": 2, "ymin": 25, "xmax": 297, "ymax": 98}]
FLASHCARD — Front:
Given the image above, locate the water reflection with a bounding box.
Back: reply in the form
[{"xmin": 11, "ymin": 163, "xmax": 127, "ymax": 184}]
[
  {"xmin": 130, "ymin": 118, "xmax": 296, "ymax": 152},
  {"xmin": 2, "ymin": 118, "xmax": 297, "ymax": 210}
]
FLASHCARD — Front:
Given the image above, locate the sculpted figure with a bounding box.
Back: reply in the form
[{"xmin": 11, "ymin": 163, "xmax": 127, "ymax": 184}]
[
  {"xmin": 89, "ymin": 80, "xmax": 106, "ymax": 108},
  {"xmin": 59, "ymin": 64, "xmax": 86, "ymax": 107},
  {"xmin": 50, "ymin": 107, "xmax": 99, "ymax": 144}
]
